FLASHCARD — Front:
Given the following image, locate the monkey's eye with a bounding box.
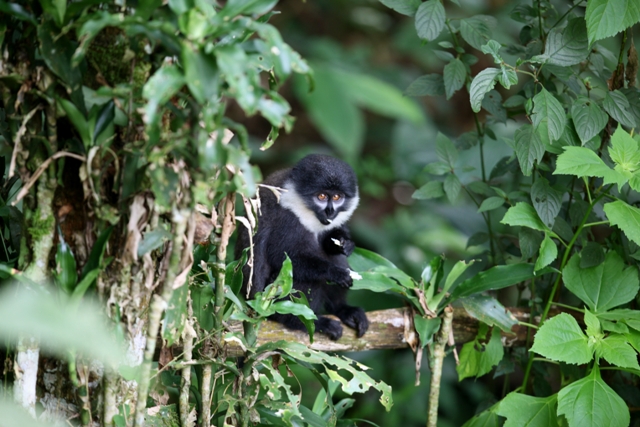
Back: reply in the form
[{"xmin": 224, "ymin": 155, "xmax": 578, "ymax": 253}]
[
  {"xmin": 317, "ymin": 193, "xmax": 328, "ymax": 201},
  {"xmin": 332, "ymin": 194, "xmax": 341, "ymax": 201}
]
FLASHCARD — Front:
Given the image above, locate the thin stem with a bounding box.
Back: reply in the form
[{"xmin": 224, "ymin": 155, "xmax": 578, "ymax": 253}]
[
  {"xmin": 551, "ymin": 302, "xmax": 584, "ymax": 312},
  {"xmin": 583, "ymin": 220, "xmax": 609, "ymax": 228},
  {"xmin": 532, "ymin": 357, "xmax": 559, "ymax": 365},
  {"xmin": 518, "ymin": 321, "xmax": 539, "ymax": 330}
]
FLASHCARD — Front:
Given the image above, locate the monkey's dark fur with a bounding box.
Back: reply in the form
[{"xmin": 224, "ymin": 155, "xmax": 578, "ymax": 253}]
[{"xmin": 235, "ymin": 154, "xmax": 369, "ymax": 340}]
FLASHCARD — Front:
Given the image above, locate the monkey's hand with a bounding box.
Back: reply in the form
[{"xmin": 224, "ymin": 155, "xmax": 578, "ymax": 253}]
[
  {"xmin": 335, "ymin": 306, "xmax": 369, "ymax": 338},
  {"xmin": 316, "ymin": 316, "xmax": 343, "ymax": 340},
  {"xmin": 322, "ymin": 229, "xmax": 355, "ymax": 256},
  {"xmin": 328, "ymin": 266, "xmax": 353, "ymax": 288}
]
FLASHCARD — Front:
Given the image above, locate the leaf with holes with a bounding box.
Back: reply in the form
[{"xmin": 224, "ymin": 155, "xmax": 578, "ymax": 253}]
[
  {"xmin": 571, "ymin": 97, "xmax": 608, "ymax": 145},
  {"xmin": 530, "ymin": 177, "xmax": 562, "ymax": 229}
]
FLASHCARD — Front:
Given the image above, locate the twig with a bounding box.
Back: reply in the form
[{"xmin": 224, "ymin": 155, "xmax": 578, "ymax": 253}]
[
  {"xmin": 8, "ymin": 105, "xmax": 41, "ymax": 180},
  {"xmin": 180, "ymin": 297, "xmax": 196, "ymax": 427},
  {"xmin": 11, "ymin": 152, "xmax": 86, "ymax": 206},
  {"xmin": 427, "ymin": 306, "xmax": 453, "ymax": 427}
]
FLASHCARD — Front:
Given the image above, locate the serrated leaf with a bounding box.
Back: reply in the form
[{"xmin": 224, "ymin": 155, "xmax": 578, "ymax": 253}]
[
  {"xmin": 444, "ymin": 174, "xmax": 461, "ymax": 203},
  {"xmin": 460, "ymin": 295, "xmax": 517, "ymax": 333},
  {"xmin": 554, "ymin": 146, "xmax": 625, "ymax": 188},
  {"xmin": 413, "ymin": 181, "xmax": 444, "ymax": 200},
  {"xmin": 571, "ymin": 97, "xmax": 608, "ymax": 145},
  {"xmin": 501, "ymin": 202, "xmax": 549, "ymax": 232},
  {"xmin": 424, "ymin": 162, "xmax": 451, "ymax": 175},
  {"xmin": 444, "ymin": 58, "xmax": 466, "ymax": 100},
  {"xmin": 415, "ymin": 0, "xmax": 445, "ymax": 41},
  {"xmin": 535, "ymin": 233, "xmax": 557, "ymax": 272},
  {"xmin": 513, "ymin": 124, "xmax": 544, "ymax": 176},
  {"xmin": 481, "ymin": 90, "xmax": 507, "ymax": 123},
  {"xmin": 540, "ymin": 18, "xmax": 589, "ymax": 66},
  {"xmin": 457, "ymin": 326, "xmax": 503, "ymax": 381},
  {"xmin": 450, "ymin": 263, "xmax": 540, "ymax": 300},
  {"xmin": 532, "ymin": 88, "xmax": 566, "ymax": 143},
  {"xmin": 435, "ymin": 132, "xmax": 458, "ymax": 166},
  {"xmin": 460, "ymin": 15, "xmax": 494, "ymax": 50},
  {"xmin": 531, "ymin": 313, "xmax": 592, "ymax": 364},
  {"xmin": 405, "ymin": 74, "xmax": 445, "ymax": 97},
  {"xmin": 469, "ymin": 68, "xmax": 500, "ymax": 113},
  {"xmin": 477, "ymin": 196, "xmax": 504, "ymax": 213},
  {"xmin": 557, "ymin": 366, "xmax": 629, "ymax": 427},
  {"xmin": 530, "ymin": 177, "xmax": 562, "ymax": 228},
  {"xmin": 377, "ymin": 0, "xmax": 422, "ymax": 16},
  {"xmin": 603, "ymin": 90, "xmax": 637, "ymax": 128},
  {"xmin": 497, "ymin": 65, "xmax": 518, "ymax": 90},
  {"xmin": 496, "ymin": 393, "xmax": 559, "ymax": 427},
  {"xmin": 563, "ymin": 251, "xmax": 639, "ymax": 312},
  {"xmin": 461, "ymin": 409, "xmax": 501, "ymax": 427},
  {"xmin": 519, "ymin": 228, "xmax": 543, "ymax": 260},
  {"xmin": 580, "ymin": 241, "xmax": 605, "ymax": 268},
  {"xmin": 609, "ymin": 125, "xmax": 640, "ymax": 173},
  {"xmin": 598, "ymin": 334, "xmax": 640, "ymax": 370},
  {"xmin": 481, "ymin": 40, "xmax": 502, "ymax": 63},
  {"xmin": 586, "ymin": 0, "xmax": 640, "ymax": 45},
  {"xmin": 604, "ymin": 200, "xmax": 640, "ymax": 246}
]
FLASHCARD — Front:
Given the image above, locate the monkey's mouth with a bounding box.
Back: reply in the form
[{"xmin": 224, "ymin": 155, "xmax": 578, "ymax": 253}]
[{"xmin": 320, "ymin": 218, "xmax": 332, "ymax": 225}]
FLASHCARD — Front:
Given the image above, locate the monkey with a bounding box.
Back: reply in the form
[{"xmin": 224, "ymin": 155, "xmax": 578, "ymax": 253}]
[{"xmin": 235, "ymin": 154, "xmax": 369, "ymax": 340}]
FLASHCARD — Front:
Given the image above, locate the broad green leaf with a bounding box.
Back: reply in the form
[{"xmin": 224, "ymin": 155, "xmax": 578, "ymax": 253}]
[
  {"xmin": 191, "ymin": 284, "xmax": 215, "ymax": 331},
  {"xmin": 584, "ymin": 309, "xmax": 602, "ymax": 339},
  {"xmin": 609, "ymin": 125, "xmax": 640, "ymax": 173},
  {"xmin": 497, "ymin": 65, "xmax": 518, "ymax": 90},
  {"xmin": 38, "ymin": 21, "xmax": 82, "ymax": 89},
  {"xmin": 443, "ymin": 58, "xmax": 466, "ymax": 100},
  {"xmin": 0, "ymin": 398, "xmax": 65, "ymax": 427},
  {"xmin": 501, "ymin": 202, "xmax": 549, "ymax": 232},
  {"xmin": 603, "ymin": 90, "xmax": 637, "ymax": 128},
  {"xmin": 414, "ymin": 315, "xmax": 441, "ymax": 347},
  {"xmin": 271, "ymin": 300, "xmax": 317, "ymax": 320},
  {"xmin": 378, "ymin": 0, "xmax": 422, "ymax": 16},
  {"xmin": 554, "ymin": 146, "xmax": 625, "ymax": 188},
  {"xmin": 496, "ymin": 393, "xmax": 559, "ymax": 427},
  {"xmin": 461, "ymin": 408, "xmax": 501, "ymax": 427},
  {"xmin": 571, "ymin": 97, "xmax": 608, "ymax": 145},
  {"xmin": 424, "ymin": 162, "xmax": 451, "ymax": 175},
  {"xmin": 413, "ymin": 181, "xmax": 444, "ymax": 200},
  {"xmin": 415, "ymin": 0, "xmax": 445, "ymax": 41},
  {"xmin": 535, "ymin": 233, "xmax": 557, "ymax": 272},
  {"xmin": 538, "ymin": 18, "xmax": 589, "ymax": 66},
  {"xmin": 0, "ymin": 286, "xmax": 124, "ymax": 365},
  {"xmin": 137, "ymin": 228, "xmax": 173, "ymax": 257},
  {"xmin": 294, "ymin": 69, "xmax": 364, "ymax": 160},
  {"xmin": 58, "ymin": 98, "xmax": 90, "ymax": 148},
  {"xmin": 54, "ymin": 232, "xmax": 78, "ymax": 295},
  {"xmin": 348, "ymin": 247, "xmax": 398, "ymax": 271},
  {"xmin": 142, "ymin": 64, "xmax": 185, "ymax": 132},
  {"xmin": 481, "ymin": 40, "xmax": 502, "ymax": 64},
  {"xmin": 586, "ymin": 0, "xmax": 640, "ymax": 44},
  {"xmin": 460, "ymin": 15, "xmax": 495, "ymax": 50},
  {"xmin": 457, "ymin": 326, "xmax": 503, "ymax": 381},
  {"xmin": 531, "ymin": 88, "xmax": 566, "ymax": 143},
  {"xmin": 443, "ymin": 260, "xmax": 475, "ymax": 293},
  {"xmin": 530, "ymin": 178, "xmax": 562, "ymax": 229},
  {"xmin": 215, "ymin": 45, "xmax": 259, "ymax": 113},
  {"xmin": 467, "ymin": 232, "xmax": 489, "ymax": 248},
  {"xmin": 444, "ymin": 174, "xmax": 461, "ymax": 203},
  {"xmin": 563, "ymin": 251, "xmax": 639, "ymax": 313},
  {"xmin": 334, "ymin": 69, "xmax": 424, "ymax": 124},
  {"xmin": 477, "ymin": 196, "xmax": 504, "ymax": 213},
  {"xmin": 513, "ymin": 124, "xmax": 544, "ymax": 176},
  {"xmin": 450, "ymin": 263, "xmax": 540, "ymax": 300},
  {"xmin": 481, "ymin": 90, "xmax": 507, "ymax": 123},
  {"xmin": 519, "ymin": 228, "xmax": 543, "ymax": 260},
  {"xmin": 531, "ymin": 313, "xmax": 592, "ymax": 364},
  {"xmin": 604, "ymin": 200, "xmax": 640, "ymax": 246},
  {"xmin": 405, "ymin": 74, "xmax": 445, "ymax": 97},
  {"xmin": 460, "ymin": 295, "xmax": 517, "ymax": 333},
  {"xmin": 470, "ymin": 68, "xmax": 500, "ymax": 113},
  {"xmin": 598, "ymin": 334, "xmax": 640, "ymax": 370},
  {"xmin": 580, "ymin": 241, "xmax": 605, "ymax": 269},
  {"xmin": 181, "ymin": 43, "xmax": 219, "ymax": 104},
  {"xmin": 557, "ymin": 366, "xmax": 629, "ymax": 427}
]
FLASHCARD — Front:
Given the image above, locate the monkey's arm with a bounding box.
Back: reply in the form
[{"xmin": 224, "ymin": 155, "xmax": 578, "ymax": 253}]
[
  {"xmin": 321, "ymin": 226, "xmax": 355, "ymax": 257},
  {"xmin": 287, "ymin": 253, "xmax": 353, "ymax": 288}
]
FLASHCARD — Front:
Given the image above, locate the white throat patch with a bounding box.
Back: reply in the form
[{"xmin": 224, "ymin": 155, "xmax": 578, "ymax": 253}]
[{"xmin": 278, "ymin": 180, "xmax": 359, "ymax": 236}]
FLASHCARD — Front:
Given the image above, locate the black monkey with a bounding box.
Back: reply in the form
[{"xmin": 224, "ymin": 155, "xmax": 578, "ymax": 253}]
[{"xmin": 235, "ymin": 154, "xmax": 369, "ymax": 340}]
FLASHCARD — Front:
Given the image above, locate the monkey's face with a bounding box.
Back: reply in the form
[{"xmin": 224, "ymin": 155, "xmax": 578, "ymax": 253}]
[{"xmin": 312, "ymin": 191, "xmax": 347, "ymax": 225}]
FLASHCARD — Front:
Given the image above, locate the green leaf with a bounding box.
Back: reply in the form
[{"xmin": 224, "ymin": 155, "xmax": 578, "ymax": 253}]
[
  {"xmin": 535, "ymin": 233, "xmax": 557, "ymax": 272},
  {"xmin": 443, "ymin": 174, "xmax": 461, "ymax": 203},
  {"xmin": 580, "ymin": 241, "xmax": 605, "ymax": 269},
  {"xmin": 538, "ymin": 18, "xmax": 589, "ymax": 66},
  {"xmin": 349, "ymin": 248, "xmax": 398, "ymax": 271},
  {"xmin": 70, "ymin": 268, "xmax": 100, "ymax": 301},
  {"xmin": 609, "ymin": 125, "xmax": 640, "ymax": 173},
  {"xmin": 469, "ymin": 68, "xmax": 500, "ymax": 113},
  {"xmin": 54, "ymin": 232, "xmax": 78, "ymax": 295},
  {"xmin": 563, "ymin": 251, "xmax": 639, "ymax": 312},
  {"xmin": 405, "ymin": 74, "xmax": 445, "ymax": 97},
  {"xmin": 497, "ymin": 65, "xmax": 518, "ymax": 90},
  {"xmin": 496, "ymin": 393, "xmax": 559, "ymax": 427},
  {"xmin": 532, "ymin": 88, "xmax": 566, "ymax": 143},
  {"xmin": 598, "ymin": 334, "xmax": 640, "ymax": 370},
  {"xmin": 414, "ymin": 315, "xmax": 441, "ymax": 347},
  {"xmin": 191, "ymin": 284, "xmax": 215, "ymax": 331},
  {"xmin": 481, "ymin": 40, "xmax": 502, "ymax": 64},
  {"xmin": 142, "ymin": 64, "xmax": 185, "ymax": 134},
  {"xmin": 571, "ymin": 97, "xmax": 608, "ymax": 145},
  {"xmin": 377, "ymin": 0, "xmax": 422, "ymax": 16},
  {"xmin": 477, "ymin": 196, "xmax": 504, "ymax": 213},
  {"xmin": 294, "ymin": 69, "xmax": 364, "ymax": 160},
  {"xmin": 181, "ymin": 43, "xmax": 219, "ymax": 104},
  {"xmin": 58, "ymin": 98, "xmax": 91, "ymax": 148},
  {"xmin": 557, "ymin": 365, "xmax": 629, "ymax": 427},
  {"xmin": 443, "ymin": 260, "xmax": 475, "ymax": 294},
  {"xmin": 604, "ymin": 90, "xmax": 637, "ymax": 128},
  {"xmin": 460, "ymin": 295, "xmax": 518, "ymax": 333},
  {"xmin": 604, "ymin": 200, "xmax": 640, "ymax": 245},
  {"xmin": 461, "ymin": 408, "xmax": 501, "ymax": 427},
  {"xmin": 481, "ymin": 90, "xmax": 507, "ymax": 123},
  {"xmin": 513, "ymin": 124, "xmax": 544, "ymax": 176},
  {"xmin": 530, "ymin": 178, "xmax": 562, "ymax": 229},
  {"xmin": 519, "ymin": 228, "xmax": 543, "ymax": 260},
  {"xmin": 81, "ymin": 226, "xmax": 113, "ymax": 279},
  {"xmin": 501, "ymin": 202, "xmax": 549, "ymax": 232},
  {"xmin": 424, "ymin": 162, "xmax": 451, "ymax": 175},
  {"xmin": 554, "ymin": 147, "xmax": 625, "ymax": 188},
  {"xmin": 435, "ymin": 132, "xmax": 458, "ymax": 166},
  {"xmin": 457, "ymin": 325, "xmax": 503, "ymax": 381},
  {"xmin": 413, "ymin": 181, "xmax": 444, "ymax": 200},
  {"xmin": 531, "ymin": 313, "xmax": 592, "ymax": 364},
  {"xmin": 460, "ymin": 15, "xmax": 495, "ymax": 50},
  {"xmin": 450, "ymin": 263, "xmax": 541, "ymax": 301},
  {"xmin": 38, "ymin": 21, "xmax": 82, "ymax": 89},
  {"xmin": 334, "ymin": 69, "xmax": 424, "ymax": 124},
  {"xmin": 215, "ymin": 45, "xmax": 259, "ymax": 114},
  {"xmin": 414, "ymin": 0, "xmax": 445, "ymax": 41},
  {"xmin": 585, "ymin": 0, "xmax": 640, "ymax": 44},
  {"xmin": 138, "ymin": 228, "xmax": 173, "ymax": 257},
  {"xmin": 443, "ymin": 58, "xmax": 466, "ymax": 100}
]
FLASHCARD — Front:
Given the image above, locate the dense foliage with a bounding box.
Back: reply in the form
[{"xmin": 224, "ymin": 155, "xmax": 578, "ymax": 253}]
[{"xmin": 2, "ymin": 0, "xmax": 640, "ymax": 427}]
